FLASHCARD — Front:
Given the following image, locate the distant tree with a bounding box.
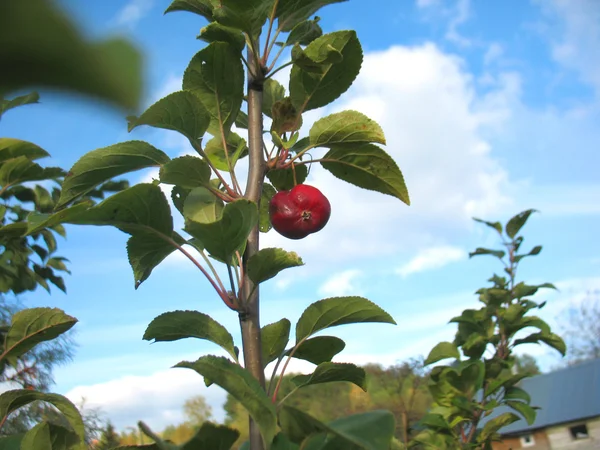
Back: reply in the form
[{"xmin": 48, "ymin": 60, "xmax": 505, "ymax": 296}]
[
  {"xmin": 94, "ymin": 421, "xmax": 121, "ymax": 450},
  {"xmin": 183, "ymin": 394, "xmax": 213, "ymax": 426},
  {"xmin": 363, "ymin": 358, "xmax": 432, "ymax": 445},
  {"xmin": 559, "ymin": 290, "xmax": 600, "ymax": 365},
  {"xmin": 161, "ymin": 423, "xmax": 196, "ymax": 445},
  {"xmin": 513, "ymin": 353, "xmax": 542, "ymax": 375}
]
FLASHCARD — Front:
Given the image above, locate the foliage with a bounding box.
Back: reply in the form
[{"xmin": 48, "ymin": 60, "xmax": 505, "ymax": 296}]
[
  {"xmin": 183, "ymin": 395, "xmax": 213, "ymax": 426},
  {"xmin": 0, "ymin": 0, "xmax": 143, "ymax": 447},
  {"xmin": 94, "ymin": 422, "xmax": 121, "ymax": 450},
  {"xmin": 558, "ymin": 290, "xmax": 600, "ymax": 366},
  {"xmin": 412, "ymin": 210, "xmax": 565, "ymax": 450},
  {"xmin": 0, "ymin": 307, "xmax": 86, "ymax": 449},
  {"xmin": 513, "ymin": 354, "xmax": 541, "ymax": 376},
  {"xmin": 224, "ymin": 361, "xmax": 432, "ymax": 448},
  {"xmin": 17, "ymin": 0, "xmax": 410, "ymax": 449}
]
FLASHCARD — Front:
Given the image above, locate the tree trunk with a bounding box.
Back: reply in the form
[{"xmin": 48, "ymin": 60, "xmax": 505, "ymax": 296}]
[{"xmin": 240, "ymin": 48, "xmax": 266, "ymax": 450}]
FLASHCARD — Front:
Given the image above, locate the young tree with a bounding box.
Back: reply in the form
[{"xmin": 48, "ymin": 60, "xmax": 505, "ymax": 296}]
[
  {"xmin": 94, "ymin": 421, "xmax": 121, "ymax": 450},
  {"xmin": 412, "ymin": 210, "xmax": 566, "ymax": 449}
]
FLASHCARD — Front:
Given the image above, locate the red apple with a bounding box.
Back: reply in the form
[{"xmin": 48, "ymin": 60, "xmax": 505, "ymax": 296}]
[{"xmin": 269, "ymin": 184, "xmax": 331, "ymax": 239}]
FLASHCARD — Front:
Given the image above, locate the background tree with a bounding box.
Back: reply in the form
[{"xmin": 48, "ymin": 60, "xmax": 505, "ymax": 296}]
[
  {"xmin": 183, "ymin": 394, "xmax": 212, "ymax": 426},
  {"xmin": 94, "ymin": 421, "xmax": 121, "ymax": 450},
  {"xmin": 364, "ymin": 359, "xmax": 432, "ymax": 445},
  {"xmin": 512, "ymin": 354, "xmax": 541, "ymax": 375},
  {"xmin": 559, "ymin": 290, "xmax": 600, "ymax": 365}
]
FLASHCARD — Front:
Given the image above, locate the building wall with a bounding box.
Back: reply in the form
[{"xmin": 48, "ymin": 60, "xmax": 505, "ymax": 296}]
[
  {"xmin": 546, "ymin": 417, "xmax": 600, "ymax": 450},
  {"xmin": 493, "ymin": 430, "xmax": 551, "ymax": 450}
]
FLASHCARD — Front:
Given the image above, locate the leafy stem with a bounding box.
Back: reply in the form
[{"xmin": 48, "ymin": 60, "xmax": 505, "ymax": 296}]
[
  {"xmin": 262, "ymin": 0, "xmax": 280, "ymax": 65},
  {"xmin": 188, "ymin": 138, "xmax": 238, "ymax": 198},
  {"xmin": 266, "ymin": 60, "xmax": 293, "ymax": 80},
  {"xmin": 271, "ymin": 336, "xmax": 308, "ymax": 403}
]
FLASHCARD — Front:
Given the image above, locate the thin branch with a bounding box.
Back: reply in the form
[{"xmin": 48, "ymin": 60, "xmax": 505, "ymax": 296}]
[
  {"xmin": 188, "ymin": 139, "xmax": 238, "ymax": 198},
  {"xmin": 266, "ymin": 60, "xmax": 293, "ymax": 80}
]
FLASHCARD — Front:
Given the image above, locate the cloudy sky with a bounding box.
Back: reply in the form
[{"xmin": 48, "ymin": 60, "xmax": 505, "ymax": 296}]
[{"xmin": 3, "ymin": 0, "xmax": 600, "ymax": 432}]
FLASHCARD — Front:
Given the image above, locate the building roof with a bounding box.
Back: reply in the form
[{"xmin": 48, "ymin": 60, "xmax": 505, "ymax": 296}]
[{"xmin": 480, "ymin": 358, "xmax": 600, "ymax": 435}]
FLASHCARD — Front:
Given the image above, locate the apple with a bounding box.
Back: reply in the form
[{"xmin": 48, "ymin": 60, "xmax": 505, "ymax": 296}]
[{"xmin": 269, "ymin": 184, "xmax": 331, "ymax": 239}]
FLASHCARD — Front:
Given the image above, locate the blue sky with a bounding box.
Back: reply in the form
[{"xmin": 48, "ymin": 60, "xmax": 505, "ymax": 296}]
[{"xmin": 2, "ymin": 0, "xmax": 600, "ymax": 431}]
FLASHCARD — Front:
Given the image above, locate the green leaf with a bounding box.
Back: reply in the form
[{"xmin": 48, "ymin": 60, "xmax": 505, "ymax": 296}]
[
  {"xmin": 479, "ymin": 412, "xmax": 520, "ymax": 442},
  {"xmin": 514, "ymin": 245, "xmax": 543, "ymax": 263},
  {"xmin": 295, "ymin": 296, "xmax": 396, "ymax": 343},
  {"xmin": 538, "ymin": 332, "xmax": 567, "ymax": 356},
  {"xmin": 127, "ymin": 91, "xmax": 211, "ymax": 141},
  {"xmin": 290, "ymin": 31, "xmax": 362, "ymax": 112},
  {"xmin": 290, "ymin": 336, "xmax": 345, "ymax": 365},
  {"xmin": 278, "ymin": 406, "xmax": 330, "ymax": 445},
  {"xmin": 0, "ymin": 92, "xmax": 39, "ymax": 118},
  {"xmin": 58, "ymin": 141, "xmax": 170, "ymax": 208},
  {"xmin": 260, "ymin": 183, "xmax": 277, "ymax": 232},
  {"xmin": 0, "ymin": 138, "xmax": 50, "ymax": 163},
  {"xmin": 424, "ymin": 342, "xmax": 460, "ymax": 366},
  {"xmin": 276, "ymin": 0, "xmax": 347, "ymax": 32},
  {"xmin": 321, "ymin": 144, "xmax": 409, "ymax": 205},
  {"xmin": 310, "ymin": 111, "xmax": 385, "ymax": 147},
  {"xmin": 271, "ymin": 97, "xmax": 303, "ymax": 134},
  {"xmin": 292, "ymin": 362, "xmax": 367, "ymax": 391},
  {"xmin": 183, "ymin": 187, "xmax": 224, "ymax": 224},
  {"xmin": 159, "ymin": 156, "xmax": 211, "ymax": 189},
  {"xmin": 204, "ymin": 133, "xmax": 248, "ymax": 172},
  {"xmin": 0, "ymin": 390, "xmax": 85, "ymax": 445},
  {"xmin": 263, "ymin": 79, "xmax": 287, "ymax": 118},
  {"xmin": 506, "ymin": 401, "xmax": 537, "ymax": 426},
  {"xmin": 176, "ymin": 356, "xmax": 277, "ymax": 449},
  {"xmin": 235, "ymin": 110, "xmax": 249, "ymax": 129},
  {"xmin": 506, "ymin": 209, "xmax": 538, "ymax": 239},
  {"xmin": 183, "ymin": 42, "xmax": 244, "ymax": 136},
  {"xmin": 469, "ymin": 247, "xmax": 505, "ymax": 259},
  {"xmin": 186, "ymin": 199, "xmax": 258, "ymax": 262},
  {"xmin": 473, "ymin": 217, "xmax": 503, "ymax": 235},
  {"xmin": 127, "ymin": 232, "xmax": 185, "ymax": 289},
  {"xmin": 261, "ymin": 319, "xmax": 291, "ymax": 368},
  {"xmin": 1, "ymin": 308, "xmax": 77, "ymax": 366},
  {"xmin": 0, "ymin": 158, "xmax": 63, "ymax": 188},
  {"xmin": 266, "ymin": 165, "xmax": 308, "ymax": 191},
  {"xmin": 144, "ymin": 311, "xmax": 237, "ymax": 360},
  {"xmin": 20, "ymin": 421, "xmax": 80, "ymax": 450},
  {"xmin": 165, "ymin": 0, "xmax": 214, "ymax": 20},
  {"xmin": 323, "ymin": 410, "xmax": 396, "ymax": 450},
  {"xmin": 504, "ymin": 387, "xmax": 531, "ymax": 403},
  {"xmin": 211, "ymin": 0, "xmax": 272, "ymax": 36},
  {"xmin": 0, "ymin": 0, "xmax": 142, "ymax": 110},
  {"xmin": 418, "ymin": 414, "xmax": 452, "ymax": 431},
  {"xmin": 198, "ymin": 22, "xmax": 245, "ymax": 53},
  {"xmin": 180, "ymin": 421, "xmax": 240, "ymax": 450},
  {"xmin": 283, "ymin": 18, "xmax": 323, "ymax": 47},
  {"xmin": 248, "ymin": 248, "xmax": 304, "ymax": 284}
]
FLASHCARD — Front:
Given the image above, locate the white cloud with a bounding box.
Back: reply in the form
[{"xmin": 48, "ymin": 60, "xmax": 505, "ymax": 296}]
[
  {"xmin": 484, "ymin": 43, "xmax": 504, "ymax": 66},
  {"xmin": 446, "ymin": 0, "xmax": 472, "ymax": 46},
  {"xmin": 318, "ymin": 269, "xmax": 363, "ymax": 297},
  {"xmin": 113, "ymin": 0, "xmax": 154, "ymax": 28},
  {"xmin": 66, "ymin": 368, "xmax": 227, "ymax": 432},
  {"xmin": 536, "ymin": 0, "xmax": 600, "ymax": 95},
  {"xmin": 262, "ymin": 43, "xmax": 518, "ymax": 267},
  {"xmin": 397, "ymin": 245, "xmax": 467, "ymax": 277}
]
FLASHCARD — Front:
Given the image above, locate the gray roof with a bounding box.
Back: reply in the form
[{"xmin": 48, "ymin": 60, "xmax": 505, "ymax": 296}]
[{"xmin": 480, "ymin": 358, "xmax": 600, "ymax": 435}]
